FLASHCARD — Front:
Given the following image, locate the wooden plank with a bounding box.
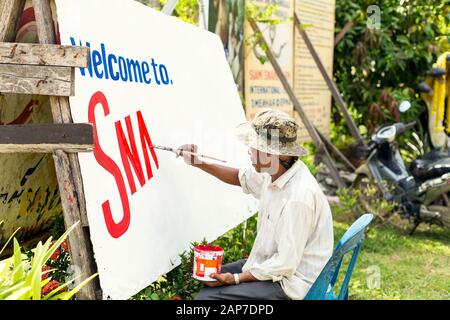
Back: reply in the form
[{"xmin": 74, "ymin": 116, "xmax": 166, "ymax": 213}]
[
  {"xmin": 0, "ymin": 123, "xmax": 93, "ymax": 153},
  {"xmin": 0, "ymin": 63, "xmax": 74, "ymax": 96},
  {"xmin": 0, "ymin": 42, "xmax": 89, "ymax": 67},
  {"xmin": 334, "ymin": 20, "xmax": 354, "ymax": 47},
  {"xmin": 0, "ymin": 0, "xmax": 25, "ymax": 42},
  {"xmin": 33, "ymin": 0, "xmax": 100, "ymax": 300},
  {"xmin": 248, "ymin": 18, "xmax": 346, "ymax": 188}
]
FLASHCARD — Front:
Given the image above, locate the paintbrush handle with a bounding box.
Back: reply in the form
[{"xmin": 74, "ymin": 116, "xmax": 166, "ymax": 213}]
[
  {"xmin": 180, "ymin": 150, "xmax": 227, "ymax": 163},
  {"xmin": 150, "ymin": 145, "xmax": 227, "ymax": 163}
]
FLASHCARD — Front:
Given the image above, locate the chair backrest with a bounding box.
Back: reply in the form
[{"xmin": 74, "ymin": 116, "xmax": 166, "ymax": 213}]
[{"xmin": 304, "ymin": 213, "xmax": 374, "ymax": 300}]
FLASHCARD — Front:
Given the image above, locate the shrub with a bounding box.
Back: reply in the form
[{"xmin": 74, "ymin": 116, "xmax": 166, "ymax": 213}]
[
  {"xmin": 0, "ymin": 221, "xmax": 98, "ymax": 300},
  {"xmin": 333, "ymin": 184, "xmax": 398, "ymax": 228},
  {"xmin": 333, "ymin": 0, "xmax": 449, "ymax": 150},
  {"xmin": 133, "ymin": 213, "xmax": 258, "ymax": 300}
]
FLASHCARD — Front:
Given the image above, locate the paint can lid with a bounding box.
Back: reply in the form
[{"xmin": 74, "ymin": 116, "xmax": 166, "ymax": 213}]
[{"xmin": 194, "ymin": 244, "xmax": 224, "ymax": 253}]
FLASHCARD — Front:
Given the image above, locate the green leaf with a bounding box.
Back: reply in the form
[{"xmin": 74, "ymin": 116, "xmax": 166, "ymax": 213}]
[
  {"xmin": 27, "ymin": 241, "xmax": 46, "ymax": 300},
  {"xmin": 12, "ymin": 239, "xmax": 24, "ymax": 283},
  {"xmin": 150, "ymin": 293, "xmax": 160, "ymax": 300},
  {"xmin": 0, "ymin": 281, "xmax": 27, "ymax": 299},
  {"xmin": 0, "ymin": 258, "xmax": 12, "ymax": 279},
  {"xmin": 53, "ymin": 273, "xmax": 99, "ymax": 300},
  {"xmin": 42, "ymin": 221, "xmax": 79, "ymax": 265},
  {"xmin": 4, "ymin": 286, "xmax": 31, "ymax": 300},
  {"xmin": 0, "ymin": 227, "xmax": 21, "ymax": 257},
  {"xmin": 0, "ymin": 221, "xmax": 97, "ymax": 301},
  {"xmin": 144, "ymin": 287, "xmax": 153, "ymax": 297}
]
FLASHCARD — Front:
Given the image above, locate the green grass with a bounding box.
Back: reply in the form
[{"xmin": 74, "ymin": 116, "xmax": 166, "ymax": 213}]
[
  {"xmin": 333, "ymin": 213, "xmax": 450, "ymax": 300},
  {"xmin": 133, "ymin": 208, "xmax": 450, "ymax": 300}
]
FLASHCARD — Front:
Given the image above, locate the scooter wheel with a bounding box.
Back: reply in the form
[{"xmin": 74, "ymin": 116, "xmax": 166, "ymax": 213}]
[{"xmin": 427, "ymin": 205, "xmax": 450, "ymax": 228}]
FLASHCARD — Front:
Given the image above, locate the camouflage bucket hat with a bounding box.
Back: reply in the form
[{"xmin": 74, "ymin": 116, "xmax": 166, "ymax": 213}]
[{"xmin": 234, "ymin": 109, "xmax": 308, "ymax": 156}]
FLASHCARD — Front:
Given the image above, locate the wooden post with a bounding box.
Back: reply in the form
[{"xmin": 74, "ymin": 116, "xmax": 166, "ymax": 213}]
[
  {"xmin": 32, "ymin": 0, "xmax": 100, "ymax": 299},
  {"xmin": 0, "ymin": 0, "xmax": 25, "ymax": 41},
  {"xmin": 248, "ymin": 18, "xmax": 346, "ymax": 188},
  {"xmin": 294, "ymin": 13, "xmax": 364, "ymax": 146}
]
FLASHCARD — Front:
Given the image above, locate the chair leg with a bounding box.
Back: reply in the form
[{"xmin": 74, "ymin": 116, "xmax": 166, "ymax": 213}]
[{"xmin": 338, "ymin": 244, "xmax": 361, "ymax": 300}]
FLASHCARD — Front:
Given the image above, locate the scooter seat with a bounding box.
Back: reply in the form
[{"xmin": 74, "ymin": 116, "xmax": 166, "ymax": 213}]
[
  {"xmin": 420, "ymin": 149, "xmax": 450, "ymax": 162},
  {"xmin": 410, "ymin": 155, "xmax": 450, "ymax": 180}
]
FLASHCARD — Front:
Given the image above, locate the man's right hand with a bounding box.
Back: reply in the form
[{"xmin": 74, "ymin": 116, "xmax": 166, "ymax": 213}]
[
  {"xmin": 176, "ymin": 144, "xmax": 201, "ymax": 166},
  {"xmin": 176, "ymin": 144, "xmax": 240, "ymax": 186}
]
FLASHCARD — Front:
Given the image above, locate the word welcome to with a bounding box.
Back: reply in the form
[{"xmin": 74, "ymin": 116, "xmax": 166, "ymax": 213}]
[
  {"xmin": 89, "ymin": 91, "xmax": 159, "ymax": 239},
  {"xmin": 71, "ymin": 37, "xmax": 173, "ymax": 86}
]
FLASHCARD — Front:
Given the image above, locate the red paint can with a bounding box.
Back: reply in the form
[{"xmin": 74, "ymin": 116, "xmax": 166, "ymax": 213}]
[{"xmin": 193, "ymin": 245, "xmax": 224, "ymax": 281}]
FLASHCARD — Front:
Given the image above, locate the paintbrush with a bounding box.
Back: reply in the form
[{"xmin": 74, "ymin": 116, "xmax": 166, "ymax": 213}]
[{"xmin": 150, "ymin": 144, "xmax": 227, "ymax": 163}]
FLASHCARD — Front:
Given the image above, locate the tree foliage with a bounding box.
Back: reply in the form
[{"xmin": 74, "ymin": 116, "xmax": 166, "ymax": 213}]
[
  {"xmin": 138, "ymin": 0, "xmax": 200, "ymax": 24},
  {"xmin": 332, "ymin": 0, "xmax": 450, "ymax": 148}
]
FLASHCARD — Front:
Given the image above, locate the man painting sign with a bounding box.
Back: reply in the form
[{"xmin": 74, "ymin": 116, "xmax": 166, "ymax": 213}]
[{"xmin": 178, "ymin": 109, "xmax": 334, "ymax": 300}]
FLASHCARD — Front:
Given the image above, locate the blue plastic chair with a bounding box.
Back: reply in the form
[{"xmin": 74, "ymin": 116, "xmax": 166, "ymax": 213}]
[{"xmin": 304, "ymin": 213, "xmax": 374, "ymax": 300}]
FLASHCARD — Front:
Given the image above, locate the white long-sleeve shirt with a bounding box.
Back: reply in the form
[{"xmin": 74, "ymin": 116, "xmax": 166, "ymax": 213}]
[{"xmin": 238, "ymin": 160, "xmax": 334, "ymax": 300}]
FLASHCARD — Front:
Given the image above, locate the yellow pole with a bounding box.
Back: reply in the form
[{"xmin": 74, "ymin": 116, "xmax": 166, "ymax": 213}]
[{"xmin": 433, "ymin": 53, "xmax": 448, "ymax": 132}]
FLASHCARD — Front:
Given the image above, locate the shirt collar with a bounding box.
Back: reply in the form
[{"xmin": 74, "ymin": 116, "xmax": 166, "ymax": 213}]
[{"xmin": 271, "ymin": 160, "xmax": 303, "ymax": 189}]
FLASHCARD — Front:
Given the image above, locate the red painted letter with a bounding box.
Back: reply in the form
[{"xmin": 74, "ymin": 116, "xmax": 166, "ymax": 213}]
[
  {"xmin": 88, "ymin": 91, "xmax": 130, "ymax": 238},
  {"xmin": 137, "ymin": 110, "xmax": 159, "ymax": 180},
  {"xmin": 115, "ymin": 116, "xmax": 146, "ymax": 194}
]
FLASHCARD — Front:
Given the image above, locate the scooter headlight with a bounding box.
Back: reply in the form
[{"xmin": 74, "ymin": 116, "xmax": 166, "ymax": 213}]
[{"xmin": 376, "ymin": 126, "xmax": 396, "ymax": 143}]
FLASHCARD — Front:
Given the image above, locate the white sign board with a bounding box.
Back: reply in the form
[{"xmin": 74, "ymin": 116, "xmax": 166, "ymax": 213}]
[{"xmin": 55, "ymin": 0, "xmax": 255, "ymax": 300}]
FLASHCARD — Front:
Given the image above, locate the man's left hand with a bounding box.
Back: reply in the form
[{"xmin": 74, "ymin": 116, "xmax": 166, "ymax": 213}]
[{"xmin": 202, "ymin": 272, "xmax": 235, "ymax": 287}]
